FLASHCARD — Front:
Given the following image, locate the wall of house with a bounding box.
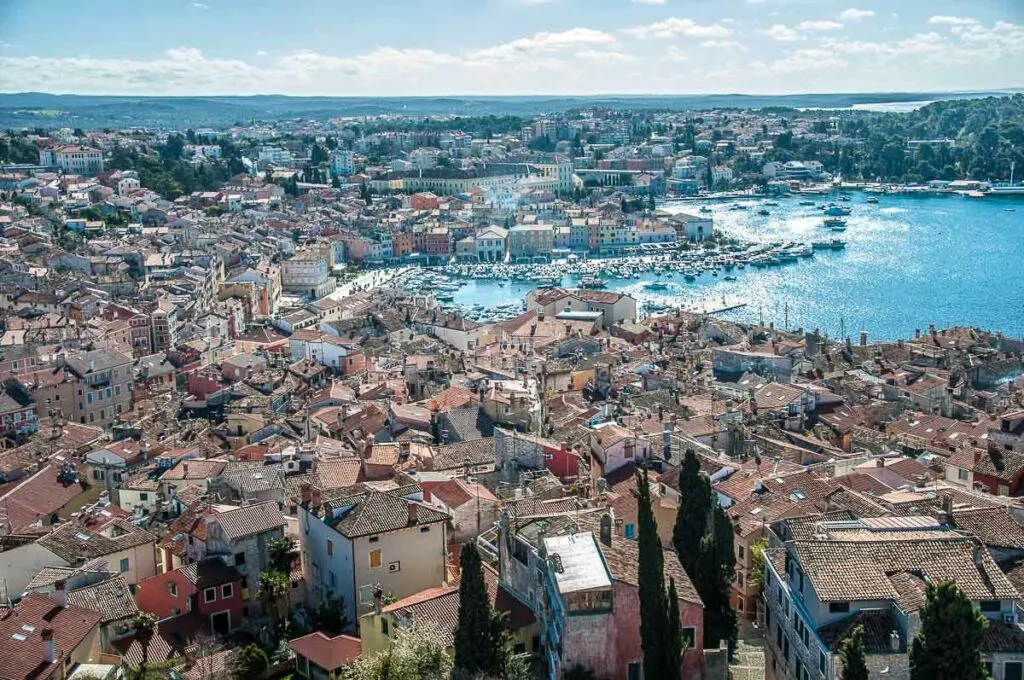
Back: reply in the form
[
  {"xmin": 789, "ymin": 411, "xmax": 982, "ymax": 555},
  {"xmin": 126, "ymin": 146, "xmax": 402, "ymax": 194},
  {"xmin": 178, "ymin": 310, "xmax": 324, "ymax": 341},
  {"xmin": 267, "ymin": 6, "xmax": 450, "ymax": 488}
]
[
  {"xmin": 560, "ymin": 581, "xmax": 703, "ymax": 680},
  {"xmin": 117, "ymin": 488, "xmax": 160, "ymax": 516},
  {"xmin": 351, "ymin": 524, "xmax": 447, "ymax": 615},
  {"xmin": 137, "ymin": 570, "xmax": 193, "ymax": 620},
  {"xmin": 301, "ymin": 508, "xmax": 357, "ymax": 627},
  {"xmin": 196, "ymin": 578, "xmax": 244, "ymax": 631},
  {"xmin": 0, "ymin": 543, "xmax": 69, "ymax": 599}
]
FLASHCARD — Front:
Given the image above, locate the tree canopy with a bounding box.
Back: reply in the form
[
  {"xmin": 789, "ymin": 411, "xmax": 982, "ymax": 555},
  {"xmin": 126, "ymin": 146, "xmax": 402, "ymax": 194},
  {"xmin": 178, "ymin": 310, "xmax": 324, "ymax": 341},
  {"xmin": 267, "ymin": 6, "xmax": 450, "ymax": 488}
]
[{"xmin": 910, "ymin": 581, "xmax": 989, "ymax": 680}]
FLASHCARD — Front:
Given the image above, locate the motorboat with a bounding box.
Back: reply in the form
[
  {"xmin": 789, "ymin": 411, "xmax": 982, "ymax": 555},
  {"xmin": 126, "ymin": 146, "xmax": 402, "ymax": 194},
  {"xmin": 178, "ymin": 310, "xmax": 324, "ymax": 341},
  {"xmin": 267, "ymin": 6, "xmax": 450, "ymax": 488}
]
[{"xmin": 823, "ymin": 204, "xmax": 852, "ymax": 216}]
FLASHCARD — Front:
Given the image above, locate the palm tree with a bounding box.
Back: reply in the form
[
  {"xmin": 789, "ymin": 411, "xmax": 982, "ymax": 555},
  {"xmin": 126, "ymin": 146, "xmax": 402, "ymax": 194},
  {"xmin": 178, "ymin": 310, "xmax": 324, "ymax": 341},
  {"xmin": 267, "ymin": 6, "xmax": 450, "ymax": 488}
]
[{"xmin": 131, "ymin": 611, "xmax": 158, "ymax": 675}]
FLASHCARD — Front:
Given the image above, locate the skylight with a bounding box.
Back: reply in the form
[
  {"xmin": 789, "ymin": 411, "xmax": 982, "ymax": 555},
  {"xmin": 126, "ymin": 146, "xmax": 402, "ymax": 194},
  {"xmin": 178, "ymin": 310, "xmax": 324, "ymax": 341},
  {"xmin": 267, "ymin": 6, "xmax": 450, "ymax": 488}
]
[
  {"xmin": 21, "ymin": 625, "xmax": 35, "ymax": 633},
  {"xmin": 75, "ymin": 532, "xmax": 92, "ymax": 541},
  {"xmin": 11, "ymin": 633, "xmax": 26, "ymax": 641}
]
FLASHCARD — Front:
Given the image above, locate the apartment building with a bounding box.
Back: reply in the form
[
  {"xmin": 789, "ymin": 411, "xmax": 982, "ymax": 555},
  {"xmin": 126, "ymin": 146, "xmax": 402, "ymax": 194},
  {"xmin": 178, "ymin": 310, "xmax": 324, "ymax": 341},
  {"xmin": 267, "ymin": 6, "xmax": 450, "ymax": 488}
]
[{"xmin": 64, "ymin": 348, "xmax": 133, "ymax": 427}]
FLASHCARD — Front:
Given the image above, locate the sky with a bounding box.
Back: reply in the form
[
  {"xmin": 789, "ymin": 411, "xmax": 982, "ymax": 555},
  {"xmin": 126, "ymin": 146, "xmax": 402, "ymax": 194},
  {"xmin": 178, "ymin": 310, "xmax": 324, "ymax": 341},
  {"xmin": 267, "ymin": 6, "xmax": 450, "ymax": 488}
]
[{"xmin": 0, "ymin": 0, "xmax": 1021, "ymax": 97}]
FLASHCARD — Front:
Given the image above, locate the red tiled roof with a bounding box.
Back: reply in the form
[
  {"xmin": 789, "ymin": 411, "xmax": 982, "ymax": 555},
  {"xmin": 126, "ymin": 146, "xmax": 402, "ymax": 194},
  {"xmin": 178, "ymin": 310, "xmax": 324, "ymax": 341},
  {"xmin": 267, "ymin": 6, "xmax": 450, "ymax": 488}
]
[
  {"xmin": 0, "ymin": 465, "xmax": 85, "ymax": 531},
  {"xmin": 288, "ymin": 633, "xmax": 361, "ymax": 671},
  {"xmin": 0, "ymin": 593, "xmax": 101, "ymax": 680}
]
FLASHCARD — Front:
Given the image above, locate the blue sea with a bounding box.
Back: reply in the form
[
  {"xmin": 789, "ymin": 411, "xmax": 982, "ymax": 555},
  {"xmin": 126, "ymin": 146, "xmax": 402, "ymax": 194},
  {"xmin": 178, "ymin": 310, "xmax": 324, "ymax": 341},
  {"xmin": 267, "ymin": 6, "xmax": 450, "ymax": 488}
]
[{"xmin": 445, "ymin": 192, "xmax": 1024, "ymax": 341}]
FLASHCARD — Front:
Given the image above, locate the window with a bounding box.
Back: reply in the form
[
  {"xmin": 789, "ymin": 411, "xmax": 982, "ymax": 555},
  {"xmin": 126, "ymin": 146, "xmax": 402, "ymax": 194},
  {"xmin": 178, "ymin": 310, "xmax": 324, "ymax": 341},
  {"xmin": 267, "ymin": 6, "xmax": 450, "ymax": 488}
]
[
  {"xmin": 829, "ymin": 601, "xmax": 850, "ymax": 614},
  {"xmin": 1008, "ymin": 662, "xmax": 1024, "ymax": 680},
  {"xmin": 222, "ymin": 584, "xmax": 233, "ymax": 599},
  {"xmin": 115, "ymin": 386, "xmax": 121, "ymax": 396},
  {"xmin": 369, "ymin": 550, "xmax": 383, "ymax": 569},
  {"xmin": 140, "ymin": 493, "xmax": 149, "ymax": 501},
  {"xmin": 980, "ymin": 600, "xmax": 1001, "ymax": 613},
  {"xmin": 627, "ymin": 662, "xmax": 643, "ymax": 680},
  {"xmin": 738, "ymin": 545, "xmax": 745, "ymax": 561},
  {"xmin": 420, "ymin": 526, "xmax": 430, "ymax": 533},
  {"xmin": 368, "ymin": 536, "xmax": 379, "ymax": 543},
  {"xmin": 204, "ymin": 588, "xmax": 217, "ymax": 603},
  {"xmin": 234, "ymin": 552, "xmax": 246, "ymax": 566},
  {"xmin": 819, "ymin": 650, "xmax": 827, "ymax": 674},
  {"xmin": 327, "ymin": 539, "xmax": 334, "ymax": 556},
  {"xmin": 169, "ymin": 583, "xmax": 178, "ymax": 597},
  {"xmin": 119, "ymin": 558, "xmax": 130, "ymax": 573},
  {"xmin": 958, "ymin": 468, "xmax": 969, "ymax": 480},
  {"xmin": 381, "ymin": 618, "xmax": 389, "ymax": 637},
  {"xmin": 329, "ymin": 571, "xmax": 336, "ymax": 588},
  {"xmin": 737, "ymin": 572, "xmax": 744, "ymax": 588},
  {"xmin": 625, "ymin": 524, "xmax": 635, "ymax": 539}
]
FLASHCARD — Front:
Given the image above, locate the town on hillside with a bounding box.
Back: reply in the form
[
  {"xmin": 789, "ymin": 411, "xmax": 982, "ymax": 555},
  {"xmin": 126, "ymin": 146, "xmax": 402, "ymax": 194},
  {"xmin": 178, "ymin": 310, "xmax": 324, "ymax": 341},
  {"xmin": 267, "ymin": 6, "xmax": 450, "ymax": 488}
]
[{"xmin": 0, "ymin": 103, "xmax": 1022, "ymax": 680}]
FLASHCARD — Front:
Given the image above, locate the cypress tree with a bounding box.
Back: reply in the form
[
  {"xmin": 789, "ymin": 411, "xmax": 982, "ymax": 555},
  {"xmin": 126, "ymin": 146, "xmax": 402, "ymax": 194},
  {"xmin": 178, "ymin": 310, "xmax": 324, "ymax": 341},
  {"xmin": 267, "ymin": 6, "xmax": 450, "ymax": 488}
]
[
  {"xmin": 453, "ymin": 542, "xmax": 497, "ymax": 676},
  {"xmin": 667, "ymin": 578, "xmax": 684, "ymax": 671},
  {"xmin": 839, "ymin": 625, "xmax": 869, "ymax": 680},
  {"xmin": 673, "ymin": 449, "xmax": 712, "ymax": 576},
  {"xmin": 910, "ymin": 581, "xmax": 988, "ymax": 680},
  {"xmin": 637, "ymin": 469, "xmax": 680, "ymax": 680},
  {"xmin": 699, "ymin": 505, "xmax": 738, "ymax": 652}
]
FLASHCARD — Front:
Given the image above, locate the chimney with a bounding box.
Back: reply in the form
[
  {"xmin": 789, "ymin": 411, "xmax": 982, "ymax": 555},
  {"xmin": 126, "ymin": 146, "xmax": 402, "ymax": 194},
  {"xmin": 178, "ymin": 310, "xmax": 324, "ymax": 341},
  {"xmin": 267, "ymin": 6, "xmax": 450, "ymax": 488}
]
[
  {"xmin": 182, "ymin": 462, "xmax": 190, "ymax": 477},
  {"xmin": 599, "ymin": 512, "xmax": 613, "ymax": 547},
  {"xmin": 941, "ymin": 494, "xmax": 953, "ymax": 524},
  {"xmin": 859, "ymin": 331, "xmax": 868, "ymax": 347},
  {"xmin": 915, "ymin": 328, "xmax": 921, "ymax": 339},
  {"xmin": 875, "ymin": 458, "xmax": 885, "ymax": 468},
  {"xmin": 407, "ymin": 501, "xmax": 419, "ymax": 525},
  {"xmin": 973, "ymin": 542, "xmax": 985, "ymax": 568},
  {"xmin": 55, "ymin": 580, "xmax": 67, "ymax": 608},
  {"xmin": 300, "ymin": 483, "xmax": 312, "ymax": 506},
  {"xmin": 889, "ymin": 630, "xmax": 901, "ymax": 653},
  {"xmin": 41, "ymin": 629, "xmax": 56, "ymax": 664}
]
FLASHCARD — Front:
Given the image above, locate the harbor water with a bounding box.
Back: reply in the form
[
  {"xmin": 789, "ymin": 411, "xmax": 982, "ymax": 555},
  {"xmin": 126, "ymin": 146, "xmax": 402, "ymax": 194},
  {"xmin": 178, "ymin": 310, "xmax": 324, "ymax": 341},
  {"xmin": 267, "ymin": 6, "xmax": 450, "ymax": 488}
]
[{"xmin": 433, "ymin": 192, "xmax": 1024, "ymax": 340}]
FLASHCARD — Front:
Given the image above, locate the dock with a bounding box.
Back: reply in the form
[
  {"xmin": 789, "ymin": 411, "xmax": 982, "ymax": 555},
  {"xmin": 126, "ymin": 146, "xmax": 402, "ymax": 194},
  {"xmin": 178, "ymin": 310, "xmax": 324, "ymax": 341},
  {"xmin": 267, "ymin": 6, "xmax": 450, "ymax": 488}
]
[{"xmin": 680, "ymin": 295, "xmax": 747, "ymax": 315}]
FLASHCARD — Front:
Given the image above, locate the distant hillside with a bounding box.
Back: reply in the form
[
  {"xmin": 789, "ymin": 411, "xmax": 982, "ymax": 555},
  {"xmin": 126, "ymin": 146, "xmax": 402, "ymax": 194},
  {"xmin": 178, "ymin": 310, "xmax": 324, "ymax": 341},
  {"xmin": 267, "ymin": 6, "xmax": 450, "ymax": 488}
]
[{"xmin": 0, "ymin": 90, "xmax": 1018, "ymax": 130}]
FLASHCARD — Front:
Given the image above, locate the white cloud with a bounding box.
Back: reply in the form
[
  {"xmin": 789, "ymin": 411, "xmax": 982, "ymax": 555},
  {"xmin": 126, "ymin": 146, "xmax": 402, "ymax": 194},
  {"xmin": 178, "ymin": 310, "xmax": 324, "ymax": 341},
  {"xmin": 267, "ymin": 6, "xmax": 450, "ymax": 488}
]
[
  {"xmin": 661, "ymin": 46, "xmax": 688, "ymax": 62},
  {"xmin": 700, "ymin": 40, "xmax": 746, "ymax": 51},
  {"xmin": 191, "ymin": 2, "xmax": 209, "ymax": 8},
  {"xmin": 622, "ymin": 17, "xmax": 731, "ymax": 39},
  {"xmin": 575, "ymin": 49, "xmax": 636, "ymax": 63},
  {"xmin": 797, "ymin": 20, "xmax": 843, "ymax": 31},
  {"xmin": 255, "ymin": 50, "xmax": 268, "ymax": 56},
  {"xmin": 928, "ymin": 16, "xmax": 978, "ymax": 26},
  {"xmin": 468, "ymin": 28, "xmax": 617, "ymax": 61},
  {"xmin": 839, "ymin": 8, "xmax": 874, "ymax": 20},
  {"xmin": 764, "ymin": 48, "xmax": 846, "ymax": 73},
  {"xmin": 762, "ymin": 24, "xmax": 801, "ymax": 41},
  {"xmin": 630, "ymin": 0, "xmax": 666, "ymax": 4}
]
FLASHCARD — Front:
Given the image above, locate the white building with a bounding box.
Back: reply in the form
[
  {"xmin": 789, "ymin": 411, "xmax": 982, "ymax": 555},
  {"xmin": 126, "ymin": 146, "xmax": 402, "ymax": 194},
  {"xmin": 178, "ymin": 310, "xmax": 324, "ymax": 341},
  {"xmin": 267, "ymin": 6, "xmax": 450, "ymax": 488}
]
[
  {"xmin": 475, "ymin": 225, "xmax": 508, "ymax": 263},
  {"xmin": 258, "ymin": 146, "xmax": 295, "ymax": 168},
  {"xmin": 282, "ymin": 249, "xmax": 335, "ymax": 299},
  {"xmin": 41, "ymin": 146, "xmax": 104, "ymax": 174},
  {"xmin": 672, "ymin": 212, "xmax": 715, "ymax": 242},
  {"xmin": 409, "ymin": 148, "xmax": 440, "ymax": 170},
  {"xmin": 329, "ymin": 150, "xmax": 355, "ymax": 176}
]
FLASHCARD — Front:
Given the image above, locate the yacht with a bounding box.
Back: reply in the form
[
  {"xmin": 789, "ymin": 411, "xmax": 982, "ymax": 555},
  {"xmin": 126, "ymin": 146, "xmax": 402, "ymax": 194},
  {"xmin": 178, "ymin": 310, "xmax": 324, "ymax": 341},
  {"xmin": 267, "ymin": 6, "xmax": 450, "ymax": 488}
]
[
  {"xmin": 823, "ymin": 204, "xmax": 852, "ymax": 216},
  {"xmin": 865, "ymin": 196, "xmax": 879, "ymax": 204},
  {"xmin": 699, "ymin": 206, "xmax": 713, "ymax": 213},
  {"xmin": 758, "ymin": 209, "xmax": 770, "ymax": 216},
  {"xmin": 580, "ymin": 277, "xmax": 607, "ymax": 289},
  {"xmin": 812, "ymin": 239, "xmax": 847, "ymax": 250}
]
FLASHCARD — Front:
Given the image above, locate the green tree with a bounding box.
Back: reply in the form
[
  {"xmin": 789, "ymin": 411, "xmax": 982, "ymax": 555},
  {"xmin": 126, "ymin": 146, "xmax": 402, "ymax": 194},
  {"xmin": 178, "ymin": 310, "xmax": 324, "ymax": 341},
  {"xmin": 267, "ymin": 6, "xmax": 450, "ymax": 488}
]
[
  {"xmin": 667, "ymin": 578, "xmax": 685, "ymax": 668},
  {"xmin": 131, "ymin": 611, "xmax": 158, "ymax": 675},
  {"xmin": 637, "ymin": 469, "xmax": 680, "ymax": 680},
  {"xmin": 267, "ymin": 536, "xmax": 296, "ymax": 573},
  {"xmin": 910, "ymin": 581, "xmax": 988, "ymax": 680},
  {"xmin": 231, "ymin": 644, "xmax": 269, "ymax": 680},
  {"xmin": 749, "ymin": 536, "xmax": 769, "ymax": 590},
  {"xmin": 699, "ymin": 505, "xmax": 738, "ymax": 653},
  {"xmin": 343, "ymin": 623, "xmax": 453, "ymax": 680},
  {"xmin": 839, "ymin": 625, "xmax": 869, "ymax": 680},
  {"xmin": 673, "ymin": 449, "xmax": 712, "ymax": 576},
  {"xmin": 453, "ymin": 542, "xmax": 502, "ymax": 677},
  {"xmin": 311, "ymin": 592, "xmax": 351, "ymax": 636},
  {"xmin": 257, "ymin": 569, "xmax": 290, "ymax": 641}
]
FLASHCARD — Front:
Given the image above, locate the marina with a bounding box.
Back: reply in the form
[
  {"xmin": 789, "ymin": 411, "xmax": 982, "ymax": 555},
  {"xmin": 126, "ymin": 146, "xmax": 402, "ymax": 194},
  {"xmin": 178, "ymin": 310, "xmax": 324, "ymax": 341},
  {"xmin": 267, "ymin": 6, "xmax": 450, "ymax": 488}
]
[{"xmin": 391, "ymin": 191, "xmax": 1024, "ymax": 338}]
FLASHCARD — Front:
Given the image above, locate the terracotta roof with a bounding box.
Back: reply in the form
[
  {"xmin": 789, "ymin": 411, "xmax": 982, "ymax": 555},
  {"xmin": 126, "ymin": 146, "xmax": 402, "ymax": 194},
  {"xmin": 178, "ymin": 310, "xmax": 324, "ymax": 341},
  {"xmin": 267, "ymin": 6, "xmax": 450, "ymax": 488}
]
[
  {"xmin": 288, "ymin": 633, "xmax": 361, "ymax": 671},
  {"xmin": 0, "ymin": 593, "xmax": 101, "ymax": 680},
  {"xmin": 314, "ymin": 458, "xmax": 364, "ymax": 490},
  {"xmin": 792, "ymin": 536, "xmax": 1018, "ymax": 604},
  {"xmin": 66, "ymin": 575, "xmax": 137, "ymax": 622},
  {"xmin": 433, "ymin": 438, "xmax": 496, "ymax": 471},
  {"xmin": 209, "ymin": 502, "xmax": 285, "ymax": 541},
  {"xmin": 952, "ymin": 508, "xmax": 1024, "ymax": 550},
  {"xmin": 38, "ymin": 519, "xmax": 157, "ymax": 563},
  {"xmin": 325, "ymin": 490, "xmax": 448, "ymax": 539},
  {"xmin": 0, "ymin": 465, "xmax": 86, "ymax": 531}
]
